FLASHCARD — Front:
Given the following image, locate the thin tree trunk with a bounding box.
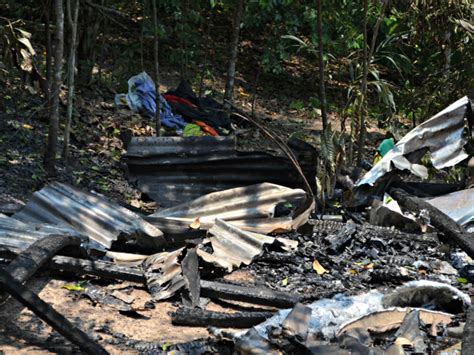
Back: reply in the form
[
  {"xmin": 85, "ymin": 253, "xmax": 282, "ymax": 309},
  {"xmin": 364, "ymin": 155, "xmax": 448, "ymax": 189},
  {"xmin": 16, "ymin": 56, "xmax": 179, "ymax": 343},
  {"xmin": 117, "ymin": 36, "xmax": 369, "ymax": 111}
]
[
  {"xmin": 44, "ymin": 1, "xmax": 52, "ymax": 104},
  {"xmin": 198, "ymin": 12, "xmax": 213, "ymax": 98},
  {"xmin": 356, "ymin": 0, "xmax": 369, "ymax": 165},
  {"xmin": 251, "ymin": 65, "xmax": 261, "ymax": 119},
  {"xmin": 223, "ymin": 0, "xmax": 244, "ymax": 108},
  {"xmin": 316, "ymin": 0, "xmax": 328, "ymax": 129},
  {"xmin": 357, "ymin": 0, "xmax": 387, "ymax": 164},
  {"xmin": 140, "ymin": 0, "xmax": 146, "ymax": 71},
  {"xmin": 44, "ymin": 0, "xmax": 64, "ymax": 175},
  {"xmin": 152, "ymin": 0, "xmax": 161, "ymax": 135},
  {"xmin": 62, "ymin": 0, "xmax": 80, "ymax": 163}
]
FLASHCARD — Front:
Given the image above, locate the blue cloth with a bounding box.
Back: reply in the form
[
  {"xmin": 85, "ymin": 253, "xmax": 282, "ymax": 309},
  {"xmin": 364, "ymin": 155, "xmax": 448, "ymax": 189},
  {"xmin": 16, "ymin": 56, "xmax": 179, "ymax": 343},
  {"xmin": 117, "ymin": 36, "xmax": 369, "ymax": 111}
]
[{"xmin": 127, "ymin": 72, "xmax": 188, "ymax": 132}]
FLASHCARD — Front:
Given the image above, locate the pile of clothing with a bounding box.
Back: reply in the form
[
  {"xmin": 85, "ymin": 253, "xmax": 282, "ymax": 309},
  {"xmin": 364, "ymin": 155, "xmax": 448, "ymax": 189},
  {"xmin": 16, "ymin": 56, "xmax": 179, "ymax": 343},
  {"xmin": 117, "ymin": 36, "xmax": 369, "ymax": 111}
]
[{"xmin": 115, "ymin": 72, "xmax": 231, "ymax": 136}]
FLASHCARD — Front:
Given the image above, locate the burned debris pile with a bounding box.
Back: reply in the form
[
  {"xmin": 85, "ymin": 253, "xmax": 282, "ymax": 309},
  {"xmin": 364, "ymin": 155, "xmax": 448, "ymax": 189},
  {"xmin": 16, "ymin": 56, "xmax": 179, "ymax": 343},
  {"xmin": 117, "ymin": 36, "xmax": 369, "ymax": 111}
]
[{"xmin": 1, "ymin": 95, "xmax": 474, "ymax": 354}]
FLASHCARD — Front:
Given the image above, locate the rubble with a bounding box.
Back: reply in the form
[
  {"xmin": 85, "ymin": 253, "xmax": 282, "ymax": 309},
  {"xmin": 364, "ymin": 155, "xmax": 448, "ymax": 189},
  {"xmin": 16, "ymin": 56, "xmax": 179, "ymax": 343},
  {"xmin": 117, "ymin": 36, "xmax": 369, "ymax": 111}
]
[{"xmin": 2, "ymin": 97, "xmax": 474, "ymax": 353}]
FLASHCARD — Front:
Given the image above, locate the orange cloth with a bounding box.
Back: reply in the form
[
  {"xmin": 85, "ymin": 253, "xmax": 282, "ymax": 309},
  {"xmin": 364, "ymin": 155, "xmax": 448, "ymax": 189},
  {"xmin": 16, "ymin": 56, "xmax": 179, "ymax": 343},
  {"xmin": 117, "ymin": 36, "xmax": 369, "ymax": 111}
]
[{"xmin": 193, "ymin": 120, "xmax": 219, "ymax": 136}]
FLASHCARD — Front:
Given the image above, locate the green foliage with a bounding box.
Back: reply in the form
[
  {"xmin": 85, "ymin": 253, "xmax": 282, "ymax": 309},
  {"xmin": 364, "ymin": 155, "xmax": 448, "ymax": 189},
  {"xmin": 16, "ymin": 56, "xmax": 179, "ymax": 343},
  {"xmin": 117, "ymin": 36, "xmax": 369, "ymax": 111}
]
[{"xmin": 315, "ymin": 124, "xmax": 345, "ymax": 207}]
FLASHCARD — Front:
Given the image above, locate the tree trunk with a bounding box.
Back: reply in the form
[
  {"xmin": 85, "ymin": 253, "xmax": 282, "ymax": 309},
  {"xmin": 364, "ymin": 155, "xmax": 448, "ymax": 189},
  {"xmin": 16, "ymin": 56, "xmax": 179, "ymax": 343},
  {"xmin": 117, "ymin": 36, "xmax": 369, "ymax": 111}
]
[
  {"xmin": 152, "ymin": 0, "xmax": 161, "ymax": 135},
  {"xmin": 76, "ymin": 1, "xmax": 101, "ymax": 86},
  {"xmin": 62, "ymin": 0, "xmax": 80, "ymax": 163},
  {"xmin": 316, "ymin": 0, "xmax": 328, "ymax": 129},
  {"xmin": 223, "ymin": 0, "xmax": 244, "ymax": 108},
  {"xmin": 357, "ymin": 0, "xmax": 387, "ymax": 165},
  {"xmin": 198, "ymin": 13, "xmax": 212, "ymax": 98},
  {"xmin": 44, "ymin": 0, "xmax": 64, "ymax": 175},
  {"xmin": 140, "ymin": 0, "xmax": 147, "ymax": 71},
  {"xmin": 356, "ymin": 0, "xmax": 369, "ymax": 165},
  {"xmin": 43, "ymin": 0, "xmax": 52, "ymax": 104}
]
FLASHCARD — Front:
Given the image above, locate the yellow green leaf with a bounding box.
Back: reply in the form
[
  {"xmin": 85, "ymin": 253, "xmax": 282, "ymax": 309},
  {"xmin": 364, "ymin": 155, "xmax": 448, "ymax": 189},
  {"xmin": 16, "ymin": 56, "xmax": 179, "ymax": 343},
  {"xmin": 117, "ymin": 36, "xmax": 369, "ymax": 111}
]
[
  {"xmin": 313, "ymin": 260, "xmax": 328, "ymax": 275},
  {"xmin": 62, "ymin": 284, "xmax": 85, "ymax": 292}
]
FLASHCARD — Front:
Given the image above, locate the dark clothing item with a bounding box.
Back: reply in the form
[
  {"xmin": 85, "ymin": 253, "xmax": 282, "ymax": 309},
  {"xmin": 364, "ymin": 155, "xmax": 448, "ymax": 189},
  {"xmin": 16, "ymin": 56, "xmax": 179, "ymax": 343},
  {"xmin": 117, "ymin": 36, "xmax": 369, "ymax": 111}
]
[{"xmin": 166, "ymin": 80, "xmax": 232, "ymax": 132}]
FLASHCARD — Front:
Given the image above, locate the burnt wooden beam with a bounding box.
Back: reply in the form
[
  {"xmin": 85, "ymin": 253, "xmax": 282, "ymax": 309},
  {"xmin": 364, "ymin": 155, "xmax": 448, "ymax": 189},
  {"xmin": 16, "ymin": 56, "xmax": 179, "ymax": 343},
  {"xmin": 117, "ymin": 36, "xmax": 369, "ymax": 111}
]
[
  {"xmin": 46, "ymin": 255, "xmax": 145, "ymax": 283},
  {"xmin": 0, "ymin": 235, "xmax": 82, "ymax": 303},
  {"xmin": 390, "ymin": 188, "xmax": 474, "ymax": 258},
  {"xmin": 0, "ymin": 268, "xmax": 108, "ymax": 354},
  {"xmin": 200, "ymin": 280, "xmax": 301, "ymax": 308},
  {"xmin": 462, "ymin": 307, "xmax": 474, "ymax": 355},
  {"xmin": 171, "ymin": 307, "xmax": 274, "ymax": 328}
]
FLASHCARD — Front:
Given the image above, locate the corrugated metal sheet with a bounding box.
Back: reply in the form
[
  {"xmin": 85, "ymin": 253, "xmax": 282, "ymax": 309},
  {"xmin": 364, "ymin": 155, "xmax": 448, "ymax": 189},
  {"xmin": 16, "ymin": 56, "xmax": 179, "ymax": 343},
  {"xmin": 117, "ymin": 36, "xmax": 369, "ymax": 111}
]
[
  {"xmin": 142, "ymin": 220, "xmax": 297, "ymax": 300},
  {"xmin": 425, "ymin": 188, "xmax": 474, "ymax": 231},
  {"xmin": 146, "ymin": 183, "xmax": 309, "ymax": 237},
  {"xmin": 123, "ymin": 136, "xmax": 316, "ymax": 207},
  {"xmin": 357, "ymin": 96, "xmax": 471, "ymax": 187},
  {"xmin": 13, "ymin": 182, "xmax": 165, "ymax": 250},
  {"xmin": 142, "ymin": 248, "xmax": 185, "ymax": 301},
  {"xmin": 197, "ymin": 219, "xmax": 298, "ymax": 272},
  {"xmin": 0, "ymin": 213, "xmax": 83, "ymax": 253}
]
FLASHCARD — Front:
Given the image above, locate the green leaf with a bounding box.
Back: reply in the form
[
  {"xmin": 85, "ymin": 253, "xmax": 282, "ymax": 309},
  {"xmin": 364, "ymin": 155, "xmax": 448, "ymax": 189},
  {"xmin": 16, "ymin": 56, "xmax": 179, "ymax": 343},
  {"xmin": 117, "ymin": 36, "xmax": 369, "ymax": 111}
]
[
  {"xmin": 457, "ymin": 277, "xmax": 469, "ymax": 284},
  {"xmin": 281, "ymin": 277, "xmax": 289, "ymax": 286}
]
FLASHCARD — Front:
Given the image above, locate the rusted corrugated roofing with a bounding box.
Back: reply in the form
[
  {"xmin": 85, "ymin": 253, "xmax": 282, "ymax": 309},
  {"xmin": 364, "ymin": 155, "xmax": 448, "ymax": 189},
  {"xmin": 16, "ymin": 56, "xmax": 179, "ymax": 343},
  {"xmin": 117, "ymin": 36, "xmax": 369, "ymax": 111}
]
[
  {"xmin": 13, "ymin": 182, "xmax": 165, "ymax": 250},
  {"xmin": 123, "ymin": 136, "xmax": 316, "ymax": 207},
  {"xmin": 0, "ymin": 213, "xmax": 83, "ymax": 253}
]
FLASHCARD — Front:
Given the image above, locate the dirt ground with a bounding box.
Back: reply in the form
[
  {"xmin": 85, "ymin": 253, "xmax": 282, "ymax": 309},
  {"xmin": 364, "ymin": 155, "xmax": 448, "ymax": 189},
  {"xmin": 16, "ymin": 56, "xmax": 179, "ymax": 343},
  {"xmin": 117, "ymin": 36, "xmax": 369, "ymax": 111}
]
[{"xmin": 0, "ymin": 269, "xmax": 256, "ymax": 353}]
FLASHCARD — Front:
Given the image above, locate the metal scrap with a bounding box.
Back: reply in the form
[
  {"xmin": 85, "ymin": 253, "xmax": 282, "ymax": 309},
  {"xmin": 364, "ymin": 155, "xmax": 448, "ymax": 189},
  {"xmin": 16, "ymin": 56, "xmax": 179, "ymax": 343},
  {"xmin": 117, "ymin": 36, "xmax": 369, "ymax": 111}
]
[
  {"xmin": 197, "ymin": 219, "xmax": 298, "ymax": 272},
  {"xmin": 148, "ymin": 183, "xmax": 308, "ymax": 235},
  {"xmin": 357, "ymin": 96, "xmax": 471, "ymax": 187},
  {"xmin": 13, "ymin": 182, "xmax": 164, "ymax": 250},
  {"xmin": 0, "ymin": 213, "xmax": 82, "ymax": 253},
  {"xmin": 142, "ymin": 248, "xmax": 185, "ymax": 301},
  {"xmin": 123, "ymin": 136, "xmax": 315, "ymax": 207},
  {"xmin": 425, "ymin": 188, "xmax": 474, "ymax": 232}
]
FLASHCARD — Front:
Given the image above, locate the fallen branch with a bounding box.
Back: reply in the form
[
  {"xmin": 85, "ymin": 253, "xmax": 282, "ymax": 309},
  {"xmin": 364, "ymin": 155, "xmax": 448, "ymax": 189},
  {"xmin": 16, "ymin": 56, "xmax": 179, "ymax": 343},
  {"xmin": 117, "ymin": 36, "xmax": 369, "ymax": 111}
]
[
  {"xmin": 200, "ymin": 280, "xmax": 301, "ymax": 308},
  {"xmin": 462, "ymin": 307, "xmax": 474, "ymax": 354},
  {"xmin": 171, "ymin": 307, "xmax": 274, "ymax": 328},
  {"xmin": 0, "ymin": 268, "xmax": 108, "ymax": 354},
  {"xmin": 46, "ymin": 255, "xmax": 145, "ymax": 283},
  {"xmin": 390, "ymin": 188, "xmax": 474, "ymax": 257},
  {"xmin": 0, "ymin": 235, "xmax": 82, "ymax": 303}
]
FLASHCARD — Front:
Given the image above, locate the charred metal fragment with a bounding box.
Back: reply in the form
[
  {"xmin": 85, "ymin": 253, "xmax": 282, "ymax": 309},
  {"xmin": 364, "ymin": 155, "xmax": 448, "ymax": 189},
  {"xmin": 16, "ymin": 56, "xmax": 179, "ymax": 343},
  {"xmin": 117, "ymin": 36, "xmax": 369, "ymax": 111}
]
[
  {"xmin": 200, "ymin": 280, "xmax": 301, "ymax": 308},
  {"xmin": 171, "ymin": 307, "xmax": 274, "ymax": 328},
  {"xmin": 0, "ymin": 268, "xmax": 108, "ymax": 354},
  {"xmin": 181, "ymin": 247, "xmax": 200, "ymax": 308}
]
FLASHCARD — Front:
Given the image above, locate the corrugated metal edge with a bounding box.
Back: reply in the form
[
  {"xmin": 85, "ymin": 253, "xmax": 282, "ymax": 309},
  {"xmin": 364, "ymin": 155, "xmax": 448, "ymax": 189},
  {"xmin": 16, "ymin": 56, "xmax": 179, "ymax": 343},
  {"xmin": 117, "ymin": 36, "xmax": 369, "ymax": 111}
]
[{"xmin": 13, "ymin": 183, "xmax": 165, "ymax": 250}]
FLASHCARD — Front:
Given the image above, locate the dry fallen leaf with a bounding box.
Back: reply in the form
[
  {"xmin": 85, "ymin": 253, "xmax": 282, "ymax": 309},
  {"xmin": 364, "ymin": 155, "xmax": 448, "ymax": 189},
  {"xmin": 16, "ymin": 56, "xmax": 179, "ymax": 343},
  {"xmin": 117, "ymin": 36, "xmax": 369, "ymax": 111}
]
[
  {"xmin": 312, "ymin": 260, "xmax": 328, "ymax": 275},
  {"xmin": 189, "ymin": 217, "xmax": 201, "ymax": 230}
]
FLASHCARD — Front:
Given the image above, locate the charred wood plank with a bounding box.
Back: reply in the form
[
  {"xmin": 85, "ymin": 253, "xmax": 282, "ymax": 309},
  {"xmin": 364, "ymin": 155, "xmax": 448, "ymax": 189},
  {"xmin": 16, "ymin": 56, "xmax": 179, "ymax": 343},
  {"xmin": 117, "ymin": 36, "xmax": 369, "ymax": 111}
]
[
  {"xmin": 390, "ymin": 188, "xmax": 474, "ymax": 258},
  {"xmin": 200, "ymin": 280, "xmax": 300, "ymax": 308},
  {"xmin": 0, "ymin": 268, "xmax": 108, "ymax": 354},
  {"xmin": 46, "ymin": 255, "xmax": 145, "ymax": 283},
  {"xmin": 0, "ymin": 235, "xmax": 81, "ymax": 303},
  {"xmin": 462, "ymin": 307, "xmax": 474, "ymax": 355},
  {"xmin": 4, "ymin": 235, "xmax": 81, "ymax": 283},
  {"xmin": 171, "ymin": 307, "xmax": 274, "ymax": 328}
]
